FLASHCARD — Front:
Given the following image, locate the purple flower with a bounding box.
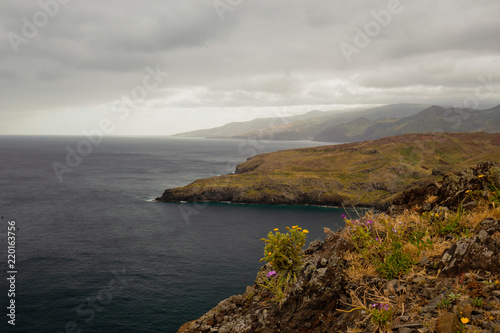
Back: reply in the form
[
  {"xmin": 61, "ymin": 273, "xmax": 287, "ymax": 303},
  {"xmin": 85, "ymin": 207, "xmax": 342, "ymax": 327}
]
[
  {"xmin": 376, "ymin": 237, "xmax": 380, "ymax": 242},
  {"xmin": 392, "ymin": 227, "xmax": 397, "ymax": 234},
  {"xmin": 267, "ymin": 270, "xmax": 277, "ymax": 277},
  {"xmin": 341, "ymin": 214, "xmax": 346, "ymax": 219}
]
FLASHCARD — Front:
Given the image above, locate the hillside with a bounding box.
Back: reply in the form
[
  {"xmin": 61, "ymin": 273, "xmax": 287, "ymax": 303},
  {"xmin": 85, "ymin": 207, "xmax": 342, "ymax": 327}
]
[
  {"xmin": 156, "ymin": 132, "xmax": 500, "ymax": 208},
  {"xmin": 177, "ymin": 161, "xmax": 500, "ymax": 333},
  {"xmin": 314, "ymin": 104, "xmax": 500, "ymax": 142},
  {"xmin": 174, "ymin": 103, "xmax": 429, "ymax": 140}
]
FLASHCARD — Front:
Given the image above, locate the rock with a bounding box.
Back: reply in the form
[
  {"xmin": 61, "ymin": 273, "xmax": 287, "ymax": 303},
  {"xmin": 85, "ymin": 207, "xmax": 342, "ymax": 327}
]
[
  {"xmin": 423, "ymin": 287, "xmax": 437, "ymax": 299},
  {"xmin": 439, "ymin": 220, "xmax": 500, "ymax": 275},
  {"xmin": 305, "ymin": 239, "xmax": 323, "ymax": 254},
  {"xmin": 421, "ymin": 295, "xmax": 444, "ymax": 313},
  {"xmin": 392, "ymin": 161, "xmax": 500, "ymax": 212},
  {"xmin": 434, "ymin": 312, "xmax": 459, "ymax": 333}
]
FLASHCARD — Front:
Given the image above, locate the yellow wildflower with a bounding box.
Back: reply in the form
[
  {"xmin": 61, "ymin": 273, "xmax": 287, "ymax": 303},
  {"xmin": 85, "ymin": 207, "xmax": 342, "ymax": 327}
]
[
  {"xmin": 268, "ymin": 252, "xmax": 272, "ymax": 256},
  {"xmin": 460, "ymin": 317, "xmax": 469, "ymax": 324},
  {"xmin": 273, "ymin": 228, "xmax": 279, "ymax": 232},
  {"xmin": 478, "ymin": 175, "xmax": 484, "ymax": 178},
  {"xmin": 465, "ymin": 190, "xmax": 471, "ymax": 194},
  {"xmin": 297, "ymin": 227, "xmax": 302, "ymax": 231},
  {"xmin": 303, "ymin": 229, "xmax": 309, "ymax": 234}
]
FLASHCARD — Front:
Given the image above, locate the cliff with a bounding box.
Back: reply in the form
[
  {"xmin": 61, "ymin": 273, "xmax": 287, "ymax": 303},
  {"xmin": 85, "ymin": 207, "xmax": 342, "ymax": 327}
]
[
  {"xmin": 177, "ymin": 161, "xmax": 500, "ymax": 333},
  {"xmin": 156, "ymin": 132, "xmax": 500, "ymax": 208}
]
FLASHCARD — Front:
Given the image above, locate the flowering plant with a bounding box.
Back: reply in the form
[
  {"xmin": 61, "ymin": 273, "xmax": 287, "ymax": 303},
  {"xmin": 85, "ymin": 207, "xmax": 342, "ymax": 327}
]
[
  {"xmin": 369, "ymin": 303, "xmax": 392, "ymax": 328},
  {"xmin": 260, "ymin": 225, "xmax": 308, "ymax": 275}
]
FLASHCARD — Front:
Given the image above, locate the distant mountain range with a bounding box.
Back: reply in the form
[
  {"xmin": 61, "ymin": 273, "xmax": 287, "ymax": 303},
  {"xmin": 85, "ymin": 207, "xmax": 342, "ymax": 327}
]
[
  {"xmin": 315, "ymin": 104, "xmax": 500, "ymax": 142},
  {"xmin": 174, "ymin": 103, "xmax": 500, "ymax": 143}
]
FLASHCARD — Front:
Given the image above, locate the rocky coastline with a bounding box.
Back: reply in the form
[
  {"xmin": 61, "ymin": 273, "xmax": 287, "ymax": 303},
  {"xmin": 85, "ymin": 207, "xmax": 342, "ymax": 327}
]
[{"xmin": 177, "ymin": 161, "xmax": 500, "ymax": 333}]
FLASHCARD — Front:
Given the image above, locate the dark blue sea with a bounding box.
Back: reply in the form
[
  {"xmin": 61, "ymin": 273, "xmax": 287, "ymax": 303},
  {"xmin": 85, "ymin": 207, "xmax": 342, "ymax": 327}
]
[{"xmin": 0, "ymin": 136, "xmax": 348, "ymax": 333}]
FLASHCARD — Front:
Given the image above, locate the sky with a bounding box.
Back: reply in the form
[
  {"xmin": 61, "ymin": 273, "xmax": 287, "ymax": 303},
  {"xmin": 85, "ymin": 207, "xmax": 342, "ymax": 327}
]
[{"xmin": 1, "ymin": 0, "xmax": 499, "ymax": 136}]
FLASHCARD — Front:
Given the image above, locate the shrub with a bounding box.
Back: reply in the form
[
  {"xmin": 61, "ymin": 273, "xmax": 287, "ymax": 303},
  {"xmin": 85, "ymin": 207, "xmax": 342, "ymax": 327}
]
[
  {"xmin": 259, "ymin": 226, "xmax": 308, "ymax": 304},
  {"xmin": 260, "ymin": 225, "xmax": 308, "ymax": 275}
]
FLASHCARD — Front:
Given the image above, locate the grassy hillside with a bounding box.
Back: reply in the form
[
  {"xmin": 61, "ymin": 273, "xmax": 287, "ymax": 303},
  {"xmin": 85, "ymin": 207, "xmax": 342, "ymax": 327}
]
[{"xmin": 157, "ymin": 132, "xmax": 500, "ymax": 207}]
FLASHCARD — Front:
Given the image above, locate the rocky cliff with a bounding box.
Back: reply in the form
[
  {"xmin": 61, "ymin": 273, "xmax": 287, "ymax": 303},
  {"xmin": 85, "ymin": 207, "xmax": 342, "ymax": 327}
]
[{"xmin": 177, "ymin": 162, "xmax": 500, "ymax": 333}]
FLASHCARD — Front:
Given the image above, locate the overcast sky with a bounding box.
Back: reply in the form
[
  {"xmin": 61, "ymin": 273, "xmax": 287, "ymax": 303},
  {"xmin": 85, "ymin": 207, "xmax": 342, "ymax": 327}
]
[{"xmin": 1, "ymin": 0, "xmax": 499, "ymax": 135}]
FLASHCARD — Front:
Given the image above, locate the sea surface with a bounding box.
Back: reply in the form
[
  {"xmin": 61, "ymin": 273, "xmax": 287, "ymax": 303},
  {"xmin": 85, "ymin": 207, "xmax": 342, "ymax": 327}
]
[{"xmin": 0, "ymin": 136, "xmax": 350, "ymax": 333}]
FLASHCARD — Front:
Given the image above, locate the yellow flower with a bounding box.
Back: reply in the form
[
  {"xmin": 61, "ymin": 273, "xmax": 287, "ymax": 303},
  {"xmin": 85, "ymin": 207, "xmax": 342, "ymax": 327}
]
[
  {"xmin": 303, "ymin": 229, "xmax": 309, "ymax": 234},
  {"xmin": 268, "ymin": 252, "xmax": 272, "ymax": 256},
  {"xmin": 461, "ymin": 317, "xmax": 469, "ymax": 324},
  {"xmin": 465, "ymin": 190, "xmax": 471, "ymax": 194},
  {"xmin": 478, "ymin": 175, "xmax": 484, "ymax": 178},
  {"xmin": 297, "ymin": 227, "xmax": 302, "ymax": 231},
  {"xmin": 273, "ymin": 228, "xmax": 279, "ymax": 231}
]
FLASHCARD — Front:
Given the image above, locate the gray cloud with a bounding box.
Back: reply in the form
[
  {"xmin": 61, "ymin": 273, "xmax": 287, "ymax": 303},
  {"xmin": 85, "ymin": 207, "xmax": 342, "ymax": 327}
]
[{"xmin": 1, "ymin": 0, "xmax": 499, "ymax": 135}]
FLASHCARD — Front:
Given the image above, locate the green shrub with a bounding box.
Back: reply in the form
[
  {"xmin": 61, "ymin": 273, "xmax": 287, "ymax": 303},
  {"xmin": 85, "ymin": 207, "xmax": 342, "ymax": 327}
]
[
  {"xmin": 259, "ymin": 226, "xmax": 308, "ymax": 304},
  {"xmin": 260, "ymin": 225, "xmax": 308, "ymax": 275}
]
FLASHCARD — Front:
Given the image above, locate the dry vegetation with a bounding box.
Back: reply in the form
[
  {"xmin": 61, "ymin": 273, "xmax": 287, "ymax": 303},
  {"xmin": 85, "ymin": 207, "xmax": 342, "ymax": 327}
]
[{"xmin": 328, "ymin": 198, "xmax": 500, "ymax": 332}]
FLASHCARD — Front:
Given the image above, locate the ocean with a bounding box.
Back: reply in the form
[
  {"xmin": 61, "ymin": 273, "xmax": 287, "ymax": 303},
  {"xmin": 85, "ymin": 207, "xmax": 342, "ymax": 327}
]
[{"xmin": 0, "ymin": 136, "xmax": 349, "ymax": 332}]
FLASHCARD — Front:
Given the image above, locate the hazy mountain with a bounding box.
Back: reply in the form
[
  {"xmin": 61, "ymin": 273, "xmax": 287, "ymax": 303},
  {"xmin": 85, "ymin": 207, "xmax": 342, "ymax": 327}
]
[
  {"xmin": 314, "ymin": 105, "xmax": 500, "ymax": 142},
  {"xmin": 174, "ymin": 103, "xmax": 430, "ymax": 140}
]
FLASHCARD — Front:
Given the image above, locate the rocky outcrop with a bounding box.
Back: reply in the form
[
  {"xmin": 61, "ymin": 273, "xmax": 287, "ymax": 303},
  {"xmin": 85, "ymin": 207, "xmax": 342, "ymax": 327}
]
[
  {"xmin": 177, "ymin": 233, "xmax": 348, "ymax": 333},
  {"xmin": 391, "ymin": 161, "xmax": 500, "ymax": 213},
  {"xmin": 440, "ymin": 218, "xmax": 500, "ymax": 275}
]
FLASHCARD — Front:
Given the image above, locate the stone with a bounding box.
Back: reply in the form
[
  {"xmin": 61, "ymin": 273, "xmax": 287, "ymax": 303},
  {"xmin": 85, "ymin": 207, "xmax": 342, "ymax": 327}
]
[
  {"xmin": 439, "ymin": 223, "xmax": 500, "ymax": 275},
  {"xmin": 434, "ymin": 312, "xmax": 459, "ymax": 333},
  {"xmin": 421, "ymin": 295, "xmax": 444, "ymax": 313},
  {"xmin": 423, "ymin": 287, "xmax": 437, "ymax": 299}
]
